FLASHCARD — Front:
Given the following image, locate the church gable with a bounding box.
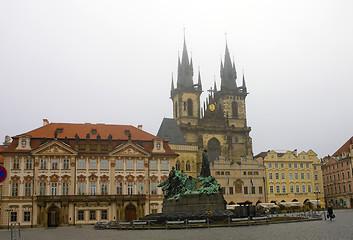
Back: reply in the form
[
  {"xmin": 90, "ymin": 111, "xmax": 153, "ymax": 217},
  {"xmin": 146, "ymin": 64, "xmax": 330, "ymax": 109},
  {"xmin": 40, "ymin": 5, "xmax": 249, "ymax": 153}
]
[
  {"xmin": 32, "ymin": 140, "xmax": 77, "ymax": 156},
  {"xmin": 110, "ymin": 142, "xmax": 150, "ymax": 157}
]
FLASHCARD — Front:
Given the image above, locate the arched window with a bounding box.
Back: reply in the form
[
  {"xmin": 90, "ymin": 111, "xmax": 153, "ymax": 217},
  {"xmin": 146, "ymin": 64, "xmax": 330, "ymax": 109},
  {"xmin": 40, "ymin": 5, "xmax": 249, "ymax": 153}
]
[
  {"xmin": 175, "ymin": 161, "xmax": 181, "ymax": 171},
  {"xmin": 185, "ymin": 161, "xmax": 191, "ymax": 171},
  {"xmin": 207, "ymin": 137, "xmax": 221, "ymax": 163},
  {"xmin": 232, "ymin": 101, "xmax": 238, "ymax": 118},
  {"xmin": 187, "ymin": 99, "xmax": 193, "ymax": 116},
  {"xmin": 175, "ymin": 101, "xmax": 178, "ymax": 118}
]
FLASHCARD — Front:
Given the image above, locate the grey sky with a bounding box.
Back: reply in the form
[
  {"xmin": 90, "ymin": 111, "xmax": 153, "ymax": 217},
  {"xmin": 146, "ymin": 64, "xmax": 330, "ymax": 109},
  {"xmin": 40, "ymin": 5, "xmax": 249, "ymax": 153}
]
[{"xmin": 1, "ymin": 0, "xmax": 352, "ymax": 158}]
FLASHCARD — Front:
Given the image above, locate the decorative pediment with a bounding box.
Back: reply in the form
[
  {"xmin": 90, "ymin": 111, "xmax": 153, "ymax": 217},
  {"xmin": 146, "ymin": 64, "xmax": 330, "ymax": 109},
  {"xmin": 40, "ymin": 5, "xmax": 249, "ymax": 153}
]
[
  {"xmin": 126, "ymin": 174, "xmax": 135, "ymax": 182},
  {"xmin": 32, "ymin": 140, "xmax": 77, "ymax": 156},
  {"xmin": 50, "ymin": 174, "xmax": 59, "ymax": 182},
  {"xmin": 62, "ymin": 175, "xmax": 71, "ymax": 182},
  {"xmin": 137, "ymin": 175, "xmax": 145, "ymax": 182},
  {"xmin": 89, "ymin": 174, "xmax": 98, "ymax": 182},
  {"xmin": 109, "ymin": 142, "xmax": 150, "ymax": 157},
  {"xmin": 77, "ymin": 174, "xmax": 86, "ymax": 182},
  {"xmin": 100, "ymin": 175, "xmax": 109, "ymax": 182},
  {"xmin": 39, "ymin": 175, "xmax": 48, "ymax": 182},
  {"xmin": 11, "ymin": 175, "xmax": 20, "ymax": 183},
  {"xmin": 115, "ymin": 175, "xmax": 124, "ymax": 182},
  {"xmin": 150, "ymin": 175, "xmax": 158, "ymax": 182},
  {"xmin": 24, "ymin": 175, "xmax": 33, "ymax": 183}
]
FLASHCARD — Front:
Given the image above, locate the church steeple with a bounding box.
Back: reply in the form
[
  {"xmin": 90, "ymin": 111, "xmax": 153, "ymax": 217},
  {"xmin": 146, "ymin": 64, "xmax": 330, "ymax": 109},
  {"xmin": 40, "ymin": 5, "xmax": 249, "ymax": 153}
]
[
  {"xmin": 220, "ymin": 42, "xmax": 237, "ymax": 91},
  {"xmin": 177, "ymin": 36, "xmax": 194, "ymax": 90}
]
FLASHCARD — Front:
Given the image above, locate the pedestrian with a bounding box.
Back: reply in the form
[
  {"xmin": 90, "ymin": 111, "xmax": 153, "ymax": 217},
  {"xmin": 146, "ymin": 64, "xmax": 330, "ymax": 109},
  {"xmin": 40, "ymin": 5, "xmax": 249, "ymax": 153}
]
[{"xmin": 327, "ymin": 203, "xmax": 335, "ymax": 220}]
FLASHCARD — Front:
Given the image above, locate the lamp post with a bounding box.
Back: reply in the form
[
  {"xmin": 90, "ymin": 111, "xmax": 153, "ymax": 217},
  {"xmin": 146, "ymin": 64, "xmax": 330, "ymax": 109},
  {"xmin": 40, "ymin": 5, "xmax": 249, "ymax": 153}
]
[
  {"xmin": 314, "ymin": 190, "xmax": 320, "ymax": 211},
  {"xmin": 5, "ymin": 208, "xmax": 11, "ymax": 230}
]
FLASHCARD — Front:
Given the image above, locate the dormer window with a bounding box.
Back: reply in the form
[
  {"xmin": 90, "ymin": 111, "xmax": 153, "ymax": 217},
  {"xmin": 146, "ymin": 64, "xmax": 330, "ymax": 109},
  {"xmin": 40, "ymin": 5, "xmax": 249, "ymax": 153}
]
[
  {"xmin": 91, "ymin": 129, "xmax": 97, "ymax": 134},
  {"xmin": 156, "ymin": 142, "xmax": 161, "ymax": 149},
  {"xmin": 56, "ymin": 128, "xmax": 63, "ymax": 133}
]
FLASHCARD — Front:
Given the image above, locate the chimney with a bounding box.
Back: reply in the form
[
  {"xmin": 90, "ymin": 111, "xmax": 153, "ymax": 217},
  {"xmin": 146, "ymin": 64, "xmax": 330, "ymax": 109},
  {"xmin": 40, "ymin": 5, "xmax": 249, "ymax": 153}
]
[
  {"xmin": 43, "ymin": 119, "xmax": 49, "ymax": 126},
  {"xmin": 138, "ymin": 125, "xmax": 143, "ymax": 130}
]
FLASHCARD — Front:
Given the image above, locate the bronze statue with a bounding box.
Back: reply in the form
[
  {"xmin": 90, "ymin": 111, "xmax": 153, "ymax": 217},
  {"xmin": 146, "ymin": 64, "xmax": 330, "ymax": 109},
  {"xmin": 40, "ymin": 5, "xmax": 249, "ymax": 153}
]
[{"xmin": 200, "ymin": 149, "xmax": 211, "ymax": 178}]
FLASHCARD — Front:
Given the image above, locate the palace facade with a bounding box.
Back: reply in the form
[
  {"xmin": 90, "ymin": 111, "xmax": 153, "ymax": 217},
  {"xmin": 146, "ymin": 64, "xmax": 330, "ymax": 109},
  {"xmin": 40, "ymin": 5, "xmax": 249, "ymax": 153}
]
[
  {"xmin": 321, "ymin": 137, "xmax": 353, "ymax": 208},
  {"xmin": 0, "ymin": 121, "xmax": 177, "ymax": 228}
]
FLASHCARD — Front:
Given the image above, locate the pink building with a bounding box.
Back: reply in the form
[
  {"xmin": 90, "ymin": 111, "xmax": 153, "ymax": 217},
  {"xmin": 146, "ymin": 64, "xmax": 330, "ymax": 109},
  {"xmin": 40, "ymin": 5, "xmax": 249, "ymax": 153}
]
[{"xmin": 322, "ymin": 137, "xmax": 353, "ymax": 208}]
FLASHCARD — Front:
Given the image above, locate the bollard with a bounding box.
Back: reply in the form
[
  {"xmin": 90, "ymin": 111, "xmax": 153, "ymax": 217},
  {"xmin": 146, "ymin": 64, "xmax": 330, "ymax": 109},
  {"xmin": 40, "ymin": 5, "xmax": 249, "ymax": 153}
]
[
  {"xmin": 284, "ymin": 213, "xmax": 286, "ymax": 223},
  {"xmin": 248, "ymin": 216, "xmax": 250, "ymax": 226},
  {"xmin": 228, "ymin": 217, "xmax": 230, "ymax": 227},
  {"xmin": 207, "ymin": 218, "xmax": 209, "ymax": 228},
  {"xmin": 186, "ymin": 219, "xmax": 188, "ymax": 229},
  {"xmin": 148, "ymin": 220, "xmax": 150, "ymax": 230}
]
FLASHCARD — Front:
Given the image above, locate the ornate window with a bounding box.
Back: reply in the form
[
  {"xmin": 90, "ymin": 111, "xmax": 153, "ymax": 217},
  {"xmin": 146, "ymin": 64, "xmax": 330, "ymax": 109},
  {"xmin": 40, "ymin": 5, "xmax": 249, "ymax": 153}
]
[
  {"xmin": 39, "ymin": 182, "xmax": 46, "ymax": 196},
  {"xmin": 116, "ymin": 182, "xmax": 123, "ymax": 195},
  {"xmin": 62, "ymin": 182, "xmax": 69, "ymax": 195},
  {"xmin": 187, "ymin": 99, "xmax": 193, "ymax": 116},
  {"xmin": 12, "ymin": 159, "xmax": 19, "ymax": 170},
  {"xmin": 40, "ymin": 159, "xmax": 47, "ymax": 169},
  {"xmin": 101, "ymin": 182, "xmax": 108, "ymax": 195},
  {"xmin": 78, "ymin": 159, "xmax": 85, "ymax": 170},
  {"xmin": 24, "ymin": 183, "xmax": 31, "ymax": 196},
  {"xmin": 232, "ymin": 101, "xmax": 238, "ymax": 118},
  {"xmin": 26, "ymin": 159, "xmax": 32, "ymax": 170},
  {"xmin": 175, "ymin": 161, "xmax": 181, "ymax": 171},
  {"xmin": 78, "ymin": 182, "xmax": 85, "ymax": 195},
  {"xmin": 51, "ymin": 159, "xmax": 58, "ymax": 170},
  {"xmin": 90, "ymin": 182, "xmax": 96, "ymax": 195},
  {"xmin": 63, "ymin": 159, "xmax": 70, "ymax": 169},
  {"xmin": 101, "ymin": 159, "xmax": 108, "ymax": 170},
  {"xmin": 185, "ymin": 161, "xmax": 191, "ymax": 171},
  {"xmin": 51, "ymin": 182, "xmax": 58, "ymax": 196},
  {"xmin": 11, "ymin": 183, "xmax": 18, "ymax": 196},
  {"xmin": 137, "ymin": 182, "xmax": 144, "ymax": 194}
]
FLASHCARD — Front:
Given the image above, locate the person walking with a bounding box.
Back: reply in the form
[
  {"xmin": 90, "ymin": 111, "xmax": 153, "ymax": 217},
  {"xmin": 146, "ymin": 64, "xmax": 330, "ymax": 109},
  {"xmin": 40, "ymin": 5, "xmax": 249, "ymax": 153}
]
[{"xmin": 327, "ymin": 204, "xmax": 335, "ymax": 220}]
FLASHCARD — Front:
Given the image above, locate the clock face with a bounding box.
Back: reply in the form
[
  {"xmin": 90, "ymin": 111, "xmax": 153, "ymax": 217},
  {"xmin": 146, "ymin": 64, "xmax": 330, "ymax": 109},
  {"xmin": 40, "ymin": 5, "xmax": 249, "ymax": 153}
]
[
  {"xmin": 209, "ymin": 104, "xmax": 215, "ymax": 112},
  {"xmin": 21, "ymin": 139, "xmax": 27, "ymax": 147}
]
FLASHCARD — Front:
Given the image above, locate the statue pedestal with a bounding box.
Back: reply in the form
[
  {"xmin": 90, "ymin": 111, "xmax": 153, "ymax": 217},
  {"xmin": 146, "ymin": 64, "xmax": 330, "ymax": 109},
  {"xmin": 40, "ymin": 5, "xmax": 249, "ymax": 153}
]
[{"xmin": 162, "ymin": 193, "xmax": 226, "ymax": 213}]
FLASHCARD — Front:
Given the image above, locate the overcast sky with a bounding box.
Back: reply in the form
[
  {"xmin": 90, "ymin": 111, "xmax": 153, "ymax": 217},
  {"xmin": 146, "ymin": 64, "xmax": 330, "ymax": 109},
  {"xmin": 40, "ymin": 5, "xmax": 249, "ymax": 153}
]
[{"xmin": 1, "ymin": 0, "xmax": 352, "ymax": 158}]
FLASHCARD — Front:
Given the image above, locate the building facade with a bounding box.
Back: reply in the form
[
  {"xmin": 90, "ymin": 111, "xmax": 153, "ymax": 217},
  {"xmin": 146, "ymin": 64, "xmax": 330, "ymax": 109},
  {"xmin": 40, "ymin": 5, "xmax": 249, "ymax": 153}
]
[
  {"xmin": 255, "ymin": 150, "xmax": 324, "ymax": 205},
  {"xmin": 321, "ymin": 137, "xmax": 353, "ymax": 208},
  {"xmin": 0, "ymin": 121, "xmax": 177, "ymax": 228}
]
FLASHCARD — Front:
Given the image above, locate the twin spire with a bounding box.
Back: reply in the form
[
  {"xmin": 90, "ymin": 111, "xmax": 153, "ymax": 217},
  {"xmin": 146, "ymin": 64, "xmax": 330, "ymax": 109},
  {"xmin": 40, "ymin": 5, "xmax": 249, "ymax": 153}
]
[{"xmin": 171, "ymin": 37, "xmax": 246, "ymax": 93}]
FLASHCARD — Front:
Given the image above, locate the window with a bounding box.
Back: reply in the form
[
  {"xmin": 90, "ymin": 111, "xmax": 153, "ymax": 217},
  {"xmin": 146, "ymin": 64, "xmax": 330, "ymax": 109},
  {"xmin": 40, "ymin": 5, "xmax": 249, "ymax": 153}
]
[
  {"xmin": 24, "ymin": 183, "xmax": 31, "ymax": 196},
  {"xmin": 268, "ymin": 163, "xmax": 272, "ymax": 168},
  {"xmin": 161, "ymin": 160, "xmax": 168, "ymax": 171},
  {"xmin": 275, "ymin": 172, "xmax": 279, "ymax": 180},
  {"xmin": 300, "ymin": 163, "xmax": 304, "ymax": 168},
  {"xmin": 276, "ymin": 185, "xmax": 280, "ymax": 193},
  {"xmin": 251, "ymin": 186, "xmax": 256, "ymax": 194},
  {"xmin": 281, "ymin": 172, "xmax": 285, "ymax": 180},
  {"xmin": 40, "ymin": 159, "xmax": 47, "ymax": 169},
  {"xmin": 90, "ymin": 182, "xmax": 96, "ymax": 195},
  {"xmin": 59, "ymin": 182, "xmax": 67, "ymax": 195},
  {"xmin": 51, "ymin": 182, "xmax": 58, "ymax": 196},
  {"xmin": 78, "ymin": 210, "xmax": 84, "ymax": 220},
  {"xmin": 243, "ymin": 171, "xmax": 247, "ymax": 175},
  {"xmin": 288, "ymin": 163, "xmax": 292, "ymax": 168},
  {"xmin": 274, "ymin": 163, "xmax": 279, "ymax": 168},
  {"xmin": 306, "ymin": 164, "xmax": 309, "ymax": 168},
  {"xmin": 308, "ymin": 184, "xmax": 311, "ymax": 192},
  {"xmin": 301, "ymin": 172, "xmax": 305, "ymax": 180},
  {"xmin": 296, "ymin": 185, "xmax": 300, "ymax": 193},
  {"xmin": 303, "ymin": 156, "xmax": 306, "ymax": 159},
  {"xmin": 13, "ymin": 159, "xmax": 19, "ymax": 169},
  {"xmin": 290, "ymin": 185, "xmax": 294, "ymax": 193},
  {"xmin": 63, "ymin": 159, "xmax": 70, "ymax": 169},
  {"xmin": 229, "ymin": 187, "xmax": 234, "ymax": 195},
  {"xmin": 78, "ymin": 182, "xmax": 85, "ymax": 195},
  {"xmin": 231, "ymin": 101, "xmax": 238, "ymax": 118},
  {"xmin": 115, "ymin": 160, "xmax": 123, "ymax": 170},
  {"xmin": 185, "ymin": 161, "xmax": 191, "ymax": 171},
  {"xmin": 10, "ymin": 212, "xmax": 17, "ymax": 222},
  {"xmin": 137, "ymin": 160, "xmax": 144, "ymax": 170},
  {"xmin": 280, "ymin": 163, "xmax": 284, "ymax": 168},
  {"xmin": 151, "ymin": 182, "xmax": 157, "ymax": 195},
  {"xmin": 221, "ymin": 187, "xmax": 226, "ymax": 194},
  {"xmin": 101, "ymin": 159, "xmax": 108, "ymax": 170},
  {"xmin": 90, "ymin": 210, "xmax": 96, "ymax": 220},
  {"xmin": 78, "ymin": 159, "xmax": 85, "ymax": 170},
  {"xmin": 342, "ymin": 172, "xmax": 345, "ymax": 180},
  {"xmin": 24, "ymin": 212, "xmax": 30, "ymax": 222},
  {"xmin": 349, "ymin": 184, "xmax": 351, "ymax": 192},
  {"xmin": 127, "ymin": 182, "xmax": 133, "ymax": 195},
  {"xmin": 259, "ymin": 186, "xmax": 263, "ymax": 194},
  {"xmin": 117, "ymin": 182, "xmax": 123, "ymax": 195},
  {"xmin": 127, "ymin": 160, "xmax": 133, "ymax": 170},
  {"xmin": 294, "ymin": 163, "xmax": 298, "ymax": 168},
  {"xmin": 307, "ymin": 172, "xmax": 310, "ymax": 180},
  {"xmin": 348, "ymin": 171, "xmax": 350, "ymax": 179},
  {"xmin": 269, "ymin": 185, "xmax": 274, "ymax": 194},
  {"xmin": 302, "ymin": 185, "xmax": 306, "ymax": 193},
  {"xmin": 314, "ymin": 166, "xmax": 317, "ymax": 170},
  {"xmin": 11, "ymin": 183, "xmax": 18, "ymax": 196},
  {"xmin": 343, "ymin": 185, "xmax": 346, "ymax": 193},
  {"xmin": 26, "ymin": 159, "xmax": 32, "ymax": 169},
  {"xmin": 52, "ymin": 159, "xmax": 58, "ymax": 170},
  {"xmin": 244, "ymin": 186, "xmax": 248, "ymax": 194},
  {"xmin": 289, "ymin": 172, "xmax": 293, "ymax": 180},
  {"xmin": 295, "ymin": 172, "xmax": 299, "ymax": 180},
  {"xmin": 39, "ymin": 182, "xmax": 46, "ymax": 196},
  {"xmin": 282, "ymin": 185, "xmax": 286, "ymax": 193},
  {"xmin": 150, "ymin": 160, "xmax": 157, "ymax": 170},
  {"xmin": 338, "ymin": 173, "xmax": 340, "ymax": 180},
  {"xmin": 101, "ymin": 210, "xmax": 107, "ymax": 220},
  {"xmin": 90, "ymin": 159, "xmax": 97, "ymax": 170},
  {"xmin": 187, "ymin": 98, "xmax": 193, "ymax": 116},
  {"xmin": 137, "ymin": 182, "xmax": 144, "ymax": 194},
  {"xmin": 314, "ymin": 174, "xmax": 318, "ymax": 181},
  {"xmin": 269, "ymin": 172, "xmax": 273, "ymax": 180},
  {"xmin": 98, "ymin": 182, "xmax": 107, "ymax": 195}
]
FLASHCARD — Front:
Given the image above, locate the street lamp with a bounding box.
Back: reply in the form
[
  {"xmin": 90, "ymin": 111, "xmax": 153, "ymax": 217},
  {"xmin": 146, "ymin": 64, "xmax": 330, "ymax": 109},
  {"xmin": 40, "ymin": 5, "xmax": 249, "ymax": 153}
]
[
  {"xmin": 314, "ymin": 190, "xmax": 320, "ymax": 211},
  {"xmin": 5, "ymin": 208, "xmax": 11, "ymax": 230}
]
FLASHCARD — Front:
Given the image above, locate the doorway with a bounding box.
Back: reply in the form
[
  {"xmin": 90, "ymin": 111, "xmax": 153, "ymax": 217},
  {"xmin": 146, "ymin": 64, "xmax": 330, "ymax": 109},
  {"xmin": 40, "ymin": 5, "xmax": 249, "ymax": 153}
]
[
  {"xmin": 47, "ymin": 205, "xmax": 60, "ymax": 227},
  {"xmin": 125, "ymin": 204, "xmax": 137, "ymax": 222}
]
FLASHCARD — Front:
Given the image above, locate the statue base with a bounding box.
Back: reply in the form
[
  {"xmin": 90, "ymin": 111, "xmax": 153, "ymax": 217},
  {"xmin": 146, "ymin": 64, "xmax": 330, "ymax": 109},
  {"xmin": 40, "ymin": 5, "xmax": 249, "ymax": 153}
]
[{"xmin": 162, "ymin": 193, "xmax": 226, "ymax": 213}]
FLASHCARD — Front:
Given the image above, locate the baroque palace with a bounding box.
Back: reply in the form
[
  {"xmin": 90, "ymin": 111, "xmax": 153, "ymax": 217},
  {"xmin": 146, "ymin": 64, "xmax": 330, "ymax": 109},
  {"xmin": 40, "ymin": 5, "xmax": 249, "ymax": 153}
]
[
  {"xmin": 157, "ymin": 38, "xmax": 266, "ymax": 206},
  {"xmin": 0, "ymin": 121, "xmax": 177, "ymax": 227}
]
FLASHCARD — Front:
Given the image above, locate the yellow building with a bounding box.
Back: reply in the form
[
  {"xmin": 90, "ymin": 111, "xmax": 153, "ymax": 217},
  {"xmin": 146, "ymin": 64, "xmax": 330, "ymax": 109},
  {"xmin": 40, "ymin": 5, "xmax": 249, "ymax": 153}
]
[{"xmin": 255, "ymin": 150, "xmax": 324, "ymax": 206}]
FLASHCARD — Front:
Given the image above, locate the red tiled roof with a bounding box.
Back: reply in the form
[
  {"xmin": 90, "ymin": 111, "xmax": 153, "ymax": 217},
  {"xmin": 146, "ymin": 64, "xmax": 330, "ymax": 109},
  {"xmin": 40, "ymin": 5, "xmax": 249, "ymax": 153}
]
[
  {"xmin": 15, "ymin": 123, "xmax": 156, "ymax": 141},
  {"xmin": 332, "ymin": 136, "xmax": 353, "ymax": 157},
  {"xmin": 255, "ymin": 152, "xmax": 268, "ymax": 158}
]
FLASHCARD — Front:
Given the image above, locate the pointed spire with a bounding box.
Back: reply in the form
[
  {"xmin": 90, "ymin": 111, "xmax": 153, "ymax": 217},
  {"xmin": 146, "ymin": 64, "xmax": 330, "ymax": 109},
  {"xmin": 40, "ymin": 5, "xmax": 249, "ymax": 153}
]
[
  {"xmin": 177, "ymin": 31, "xmax": 194, "ymax": 90},
  {"xmin": 220, "ymin": 41, "xmax": 237, "ymax": 91},
  {"xmin": 171, "ymin": 73, "xmax": 175, "ymax": 90},
  {"xmin": 198, "ymin": 66, "xmax": 202, "ymax": 91},
  {"xmin": 242, "ymin": 70, "xmax": 247, "ymax": 91},
  {"xmin": 214, "ymin": 78, "xmax": 217, "ymax": 92}
]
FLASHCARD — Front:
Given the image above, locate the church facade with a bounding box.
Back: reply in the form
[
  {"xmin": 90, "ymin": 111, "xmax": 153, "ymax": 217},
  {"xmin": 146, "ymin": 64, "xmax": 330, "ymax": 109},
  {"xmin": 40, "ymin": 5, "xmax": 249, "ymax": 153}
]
[{"xmin": 158, "ymin": 38, "xmax": 265, "ymax": 205}]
